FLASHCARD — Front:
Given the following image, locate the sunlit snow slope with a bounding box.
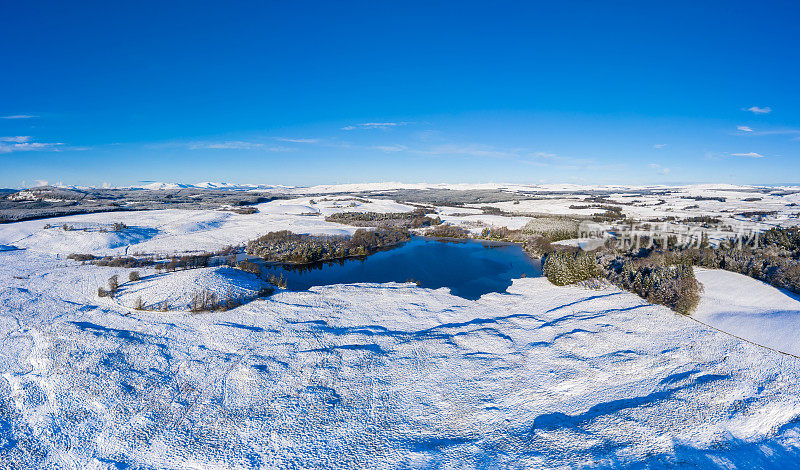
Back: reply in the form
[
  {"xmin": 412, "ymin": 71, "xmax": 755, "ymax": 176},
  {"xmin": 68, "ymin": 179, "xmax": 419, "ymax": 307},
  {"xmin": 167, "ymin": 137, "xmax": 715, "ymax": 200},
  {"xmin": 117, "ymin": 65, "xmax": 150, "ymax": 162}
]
[
  {"xmin": 2, "ymin": 190, "xmax": 800, "ymax": 469},
  {"xmin": 2, "ymin": 248, "xmax": 800, "ymax": 468}
]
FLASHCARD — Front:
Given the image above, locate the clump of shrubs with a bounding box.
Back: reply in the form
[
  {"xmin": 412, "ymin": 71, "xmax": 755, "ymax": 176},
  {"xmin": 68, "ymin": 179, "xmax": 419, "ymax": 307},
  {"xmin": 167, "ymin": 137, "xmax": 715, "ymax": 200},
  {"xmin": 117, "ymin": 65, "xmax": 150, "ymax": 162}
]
[
  {"xmin": 129, "ymin": 271, "xmax": 141, "ymax": 282},
  {"xmin": 542, "ymin": 251, "xmax": 601, "ymax": 286},
  {"xmin": 67, "ymin": 253, "xmax": 97, "ymax": 262},
  {"xmin": 220, "ymin": 206, "xmax": 258, "ymax": 214}
]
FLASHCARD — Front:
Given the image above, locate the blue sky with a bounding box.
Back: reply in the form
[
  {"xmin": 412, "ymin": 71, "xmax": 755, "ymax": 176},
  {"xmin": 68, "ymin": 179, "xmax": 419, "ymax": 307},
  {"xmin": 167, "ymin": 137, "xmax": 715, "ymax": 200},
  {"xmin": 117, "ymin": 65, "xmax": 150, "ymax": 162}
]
[{"xmin": 2, "ymin": 0, "xmax": 799, "ymax": 188}]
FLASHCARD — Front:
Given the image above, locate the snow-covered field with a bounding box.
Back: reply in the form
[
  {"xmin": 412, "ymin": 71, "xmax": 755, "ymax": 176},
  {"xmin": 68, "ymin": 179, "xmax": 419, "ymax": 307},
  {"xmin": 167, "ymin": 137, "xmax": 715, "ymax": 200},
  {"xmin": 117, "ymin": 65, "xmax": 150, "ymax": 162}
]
[
  {"xmin": 693, "ymin": 269, "xmax": 800, "ymax": 357},
  {"xmin": 0, "ymin": 196, "xmax": 416, "ymax": 256},
  {"xmin": 2, "ymin": 185, "xmax": 800, "ymax": 468}
]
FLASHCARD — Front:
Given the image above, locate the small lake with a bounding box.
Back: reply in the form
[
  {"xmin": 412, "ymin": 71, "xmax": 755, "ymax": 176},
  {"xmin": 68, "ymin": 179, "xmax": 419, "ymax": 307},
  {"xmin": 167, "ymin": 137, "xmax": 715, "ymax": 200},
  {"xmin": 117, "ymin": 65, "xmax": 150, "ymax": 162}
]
[{"xmin": 256, "ymin": 236, "xmax": 541, "ymax": 300}]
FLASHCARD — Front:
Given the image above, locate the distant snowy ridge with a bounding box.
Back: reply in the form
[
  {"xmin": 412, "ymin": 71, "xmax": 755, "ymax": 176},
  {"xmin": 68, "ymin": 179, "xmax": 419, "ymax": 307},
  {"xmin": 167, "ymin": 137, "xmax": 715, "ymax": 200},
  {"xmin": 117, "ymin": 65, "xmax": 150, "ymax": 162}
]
[{"xmin": 8, "ymin": 181, "xmax": 800, "ymax": 194}]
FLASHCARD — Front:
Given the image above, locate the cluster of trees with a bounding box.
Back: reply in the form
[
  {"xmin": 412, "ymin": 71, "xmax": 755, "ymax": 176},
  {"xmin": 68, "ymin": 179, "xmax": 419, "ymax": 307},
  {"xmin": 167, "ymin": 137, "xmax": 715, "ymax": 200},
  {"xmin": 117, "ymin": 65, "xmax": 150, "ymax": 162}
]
[
  {"xmin": 234, "ymin": 260, "xmax": 286, "ymax": 288},
  {"xmin": 236, "ymin": 260, "xmax": 261, "ymax": 275},
  {"xmin": 542, "ymin": 251, "xmax": 601, "ymax": 286},
  {"xmin": 480, "ymin": 227, "xmax": 514, "ymax": 239},
  {"xmin": 587, "ymin": 226, "xmax": 800, "ymax": 313},
  {"xmin": 67, "ymin": 253, "xmax": 97, "ymax": 262},
  {"xmin": 326, "ymin": 208, "xmax": 441, "ymax": 228},
  {"xmin": 638, "ymin": 244, "xmax": 800, "ymax": 296},
  {"xmin": 220, "ymin": 206, "xmax": 258, "ymax": 214},
  {"xmin": 245, "ymin": 228, "xmax": 411, "ymax": 264},
  {"xmin": 155, "ymin": 255, "xmax": 212, "ymax": 272},
  {"xmin": 190, "ymin": 288, "xmax": 273, "ymax": 312},
  {"xmin": 97, "ymin": 274, "xmax": 120, "ymax": 298},
  {"xmin": 737, "ymin": 210, "xmax": 778, "ymax": 219},
  {"xmin": 682, "ymin": 195, "xmax": 726, "ymax": 202},
  {"xmin": 267, "ymin": 273, "xmax": 287, "ymax": 288},
  {"xmin": 591, "ymin": 206, "xmax": 625, "ymax": 222},
  {"xmin": 762, "ymin": 226, "xmax": 800, "ymax": 256},
  {"xmin": 542, "ymin": 248, "xmax": 702, "ymax": 314},
  {"xmin": 606, "ymin": 259, "xmax": 700, "ymax": 314},
  {"xmin": 522, "ymin": 217, "xmax": 581, "ymax": 243},
  {"xmin": 684, "ymin": 215, "xmax": 721, "ymax": 224},
  {"xmin": 424, "ymin": 225, "xmax": 470, "ymax": 239},
  {"xmin": 70, "ymin": 252, "xmax": 221, "ymax": 271},
  {"xmin": 93, "ymin": 256, "xmax": 154, "ymax": 268},
  {"xmin": 97, "ymin": 271, "xmax": 142, "ymax": 299}
]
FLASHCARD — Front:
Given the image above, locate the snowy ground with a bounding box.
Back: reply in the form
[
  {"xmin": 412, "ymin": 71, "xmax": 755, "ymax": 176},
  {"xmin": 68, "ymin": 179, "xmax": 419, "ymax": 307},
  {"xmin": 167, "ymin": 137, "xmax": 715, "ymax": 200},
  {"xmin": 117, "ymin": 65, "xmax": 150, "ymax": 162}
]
[
  {"xmin": 2, "ymin": 186, "xmax": 800, "ymax": 468},
  {"xmin": 0, "ymin": 196, "xmax": 416, "ymax": 256},
  {"xmin": 693, "ymin": 269, "xmax": 800, "ymax": 357}
]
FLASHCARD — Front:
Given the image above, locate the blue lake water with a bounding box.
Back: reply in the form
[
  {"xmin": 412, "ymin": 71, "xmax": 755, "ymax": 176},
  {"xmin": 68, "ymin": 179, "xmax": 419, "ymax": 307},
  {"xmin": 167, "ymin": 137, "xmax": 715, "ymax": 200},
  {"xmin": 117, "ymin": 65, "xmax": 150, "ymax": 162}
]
[{"xmin": 257, "ymin": 236, "xmax": 541, "ymax": 300}]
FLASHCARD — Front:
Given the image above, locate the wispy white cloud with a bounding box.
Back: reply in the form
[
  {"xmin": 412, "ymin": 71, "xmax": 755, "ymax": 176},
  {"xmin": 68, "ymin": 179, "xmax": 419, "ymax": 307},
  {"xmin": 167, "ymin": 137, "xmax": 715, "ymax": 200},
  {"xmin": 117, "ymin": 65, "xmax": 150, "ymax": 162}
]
[
  {"xmin": 746, "ymin": 106, "xmax": 771, "ymax": 114},
  {"xmin": 731, "ymin": 152, "xmax": 765, "ymax": 158},
  {"xmin": 274, "ymin": 137, "xmax": 319, "ymax": 143},
  {"xmin": 416, "ymin": 143, "xmax": 523, "ymax": 159},
  {"xmin": 1, "ymin": 136, "xmax": 31, "ymax": 143},
  {"xmin": 187, "ymin": 140, "xmax": 293, "ymax": 151},
  {"xmin": 1, "ymin": 114, "xmax": 38, "ymax": 119},
  {"xmin": 342, "ymin": 122, "xmax": 410, "ymax": 131},
  {"xmin": 0, "ymin": 136, "xmax": 65, "ymax": 153},
  {"xmin": 734, "ymin": 126, "xmax": 800, "ymax": 138},
  {"xmin": 531, "ymin": 151, "xmax": 558, "ymax": 158},
  {"xmin": 371, "ymin": 145, "xmax": 407, "ymax": 153},
  {"xmin": 649, "ymin": 163, "xmax": 670, "ymax": 174},
  {"xmin": 34, "ymin": 179, "xmax": 49, "ymax": 186},
  {"xmin": 412, "ymin": 143, "xmax": 593, "ymax": 170},
  {"xmin": 653, "ymin": 144, "xmax": 667, "ymax": 149}
]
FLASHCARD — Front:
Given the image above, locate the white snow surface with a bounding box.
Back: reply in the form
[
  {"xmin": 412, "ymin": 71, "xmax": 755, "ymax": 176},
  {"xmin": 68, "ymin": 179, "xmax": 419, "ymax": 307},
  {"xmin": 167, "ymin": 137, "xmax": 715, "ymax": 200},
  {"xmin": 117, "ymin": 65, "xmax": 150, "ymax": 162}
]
[
  {"xmin": 2, "ymin": 197, "xmax": 800, "ymax": 467},
  {"xmin": 114, "ymin": 266, "xmax": 269, "ymax": 311},
  {"xmin": 2, "ymin": 247, "xmax": 800, "ymax": 468},
  {"xmin": 0, "ymin": 196, "xmax": 415, "ymax": 256},
  {"xmin": 694, "ymin": 268, "xmax": 800, "ymax": 357}
]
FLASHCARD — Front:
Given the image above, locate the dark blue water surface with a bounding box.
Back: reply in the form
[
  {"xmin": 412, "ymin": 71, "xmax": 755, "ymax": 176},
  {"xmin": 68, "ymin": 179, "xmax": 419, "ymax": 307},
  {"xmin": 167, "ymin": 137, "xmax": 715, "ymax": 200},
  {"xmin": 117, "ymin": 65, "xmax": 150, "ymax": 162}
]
[{"xmin": 258, "ymin": 237, "xmax": 541, "ymax": 300}]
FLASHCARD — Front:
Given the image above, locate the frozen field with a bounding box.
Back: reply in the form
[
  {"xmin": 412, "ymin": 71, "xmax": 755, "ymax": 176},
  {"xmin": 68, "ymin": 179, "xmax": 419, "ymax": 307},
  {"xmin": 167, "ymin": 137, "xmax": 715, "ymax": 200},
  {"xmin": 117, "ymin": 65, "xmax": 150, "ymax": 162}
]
[{"xmin": 2, "ymin": 185, "xmax": 800, "ymax": 468}]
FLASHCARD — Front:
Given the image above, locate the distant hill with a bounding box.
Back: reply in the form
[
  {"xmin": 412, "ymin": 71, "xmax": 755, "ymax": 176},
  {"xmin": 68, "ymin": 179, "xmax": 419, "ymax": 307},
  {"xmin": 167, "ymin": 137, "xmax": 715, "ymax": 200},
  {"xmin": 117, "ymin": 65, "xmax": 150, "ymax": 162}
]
[{"xmin": 0, "ymin": 186, "xmax": 287, "ymax": 224}]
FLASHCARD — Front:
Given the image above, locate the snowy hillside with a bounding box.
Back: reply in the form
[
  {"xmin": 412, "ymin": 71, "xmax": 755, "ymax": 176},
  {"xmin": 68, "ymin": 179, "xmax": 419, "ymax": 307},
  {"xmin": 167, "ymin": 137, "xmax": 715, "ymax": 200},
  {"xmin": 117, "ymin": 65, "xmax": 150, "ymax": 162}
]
[
  {"xmin": 2, "ymin": 189, "xmax": 800, "ymax": 468},
  {"xmin": 2, "ymin": 248, "xmax": 800, "ymax": 467}
]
